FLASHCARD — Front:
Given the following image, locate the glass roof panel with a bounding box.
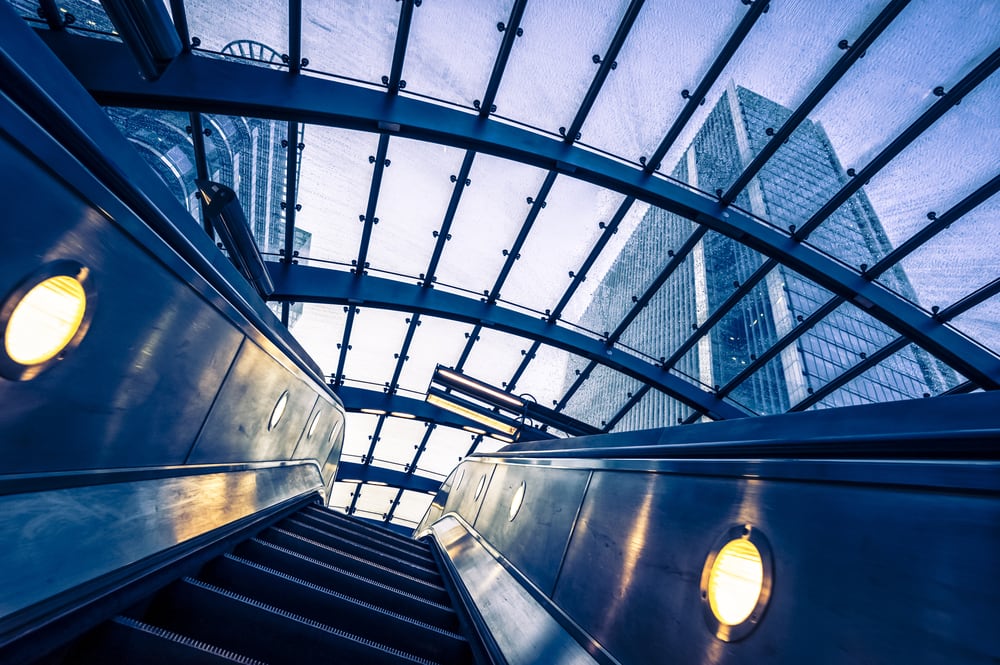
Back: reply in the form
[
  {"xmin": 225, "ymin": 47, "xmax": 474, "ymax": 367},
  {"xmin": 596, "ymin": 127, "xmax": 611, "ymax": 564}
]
[
  {"xmin": 610, "ymin": 388, "xmax": 693, "ymax": 432},
  {"xmin": 950, "ymin": 295, "xmax": 1000, "ymax": 355},
  {"xmin": 186, "ymin": 0, "xmax": 288, "ymax": 64},
  {"xmin": 352, "ymin": 483, "xmax": 399, "ymax": 520},
  {"xmin": 301, "ymin": 0, "xmax": 398, "ymax": 85},
  {"xmin": 491, "ymin": 0, "xmax": 632, "ymax": 135},
  {"xmin": 288, "ymin": 303, "xmax": 348, "ymax": 378},
  {"xmin": 402, "ymin": 0, "xmax": 512, "ymax": 108},
  {"xmin": 434, "ymin": 155, "xmax": 548, "ymax": 294},
  {"xmin": 342, "ymin": 308, "xmax": 411, "ymax": 388},
  {"xmin": 295, "ymin": 126, "xmax": 382, "ymax": 267},
  {"xmin": 327, "ymin": 481, "xmax": 358, "ymax": 512},
  {"xmin": 396, "ymin": 317, "xmax": 474, "ymax": 395},
  {"xmin": 416, "ymin": 426, "xmax": 474, "ymax": 477},
  {"xmin": 815, "ymin": 344, "xmax": 966, "ymax": 410},
  {"xmin": 54, "ymin": 0, "xmax": 119, "ymax": 37},
  {"xmin": 508, "ymin": 344, "xmax": 576, "ymax": 410},
  {"xmin": 472, "ymin": 437, "xmax": 508, "ymax": 455},
  {"xmin": 560, "ymin": 362, "xmax": 644, "ymax": 430},
  {"xmin": 500, "ymin": 177, "xmax": 625, "ymax": 315},
  {"xmin": 580, "ymin": 0, "xmax": 745, "ymax": 163},
  {"xmin": 365, "ymin": 138, "xmax": 465, "ymax": 279},
  {"xmin": 459, "ymin": 328, "xmax": 533, "ymax": 391},
  {"xmin": 658, "ymin": 0, "xmax": 885, "ymax": 176},
  {"xmin": 369, "ymin": 418, "xmax": 430, "ymax": 470},
  {"xmin": 391, "ymin": 490, "xmax": 435, "ymax": 526},
  {"xmin": 728, "ymin": 352, "xmax": 799, "ymax": 416},
  {"xmin": 341, "ymin": 412, "xmax": 381, "ymax": 460}
]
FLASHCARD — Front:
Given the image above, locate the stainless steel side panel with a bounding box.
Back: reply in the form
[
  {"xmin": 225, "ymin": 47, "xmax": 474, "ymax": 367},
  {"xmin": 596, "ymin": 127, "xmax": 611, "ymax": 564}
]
[
  {"xmin": 472, "ymin": 463, "xmax": 590, "ymax": 595},
  {"xmin": 431, "ymin": 515, "xmax": 598, "ymax": 665},
  {"xmin": 444, "ymin": 461, "xmax": 496, "ymax": 526},
  {"xmin": 0, "ymin": 462, "xmax": 322, "ymax": 621}
]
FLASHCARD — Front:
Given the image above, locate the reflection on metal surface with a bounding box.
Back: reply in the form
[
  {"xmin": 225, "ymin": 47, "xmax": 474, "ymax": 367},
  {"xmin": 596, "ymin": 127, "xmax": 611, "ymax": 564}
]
[
  {"xmin": 431, "ymin": 515, "xmax": 599, "ymax": 665},
  {"xmin": 267, "ymin": 389, "xmax": 288, "ymax": 431},
  {"xmin": 474, "ymin": 473, "xmax": 487, "ymax": 501},
  {"xmin": 306, "ymin": 410, "xmax": 321, "ymax": 438},
  {"xmin": 509, "ymin": 481, "xmax": 526, "ymax": 521},
  {"xmin": 700, "ymin": 524, "xmax": 773, "ymax": 642}
]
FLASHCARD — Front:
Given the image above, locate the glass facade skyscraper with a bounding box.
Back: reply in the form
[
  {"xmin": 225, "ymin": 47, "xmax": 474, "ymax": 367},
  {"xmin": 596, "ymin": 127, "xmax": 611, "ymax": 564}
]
[{"xmin": 570, "ymin": 85, "xmax": 954, "ymax": 430}]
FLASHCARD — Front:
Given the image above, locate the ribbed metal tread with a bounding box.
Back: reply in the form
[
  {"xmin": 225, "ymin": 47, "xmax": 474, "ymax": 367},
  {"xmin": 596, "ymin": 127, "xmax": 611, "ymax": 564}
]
[
  {"xmin": 289, "ymin": 510, "xmax": 436, "ymax": 567},
  {"xmin": 301, "ymin": 505, "xmax": 431, "ymax": 554}
]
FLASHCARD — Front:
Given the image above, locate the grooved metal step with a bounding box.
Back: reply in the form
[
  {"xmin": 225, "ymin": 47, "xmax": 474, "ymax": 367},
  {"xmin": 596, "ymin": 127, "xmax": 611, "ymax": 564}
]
[
  {"xmin": 290, "ymin": 510, "xmax": 436, "ymax": 567},
  {"xmin": 301, "ymin": 505, "xmax": 432, "ymax": 555}
]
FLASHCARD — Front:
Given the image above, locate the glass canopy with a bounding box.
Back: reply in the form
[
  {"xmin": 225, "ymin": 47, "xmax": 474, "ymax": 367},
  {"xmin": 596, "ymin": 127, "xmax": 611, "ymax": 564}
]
[{"xmin": 16, "ymin": 0, "xmax": 999, "ymax": 533}]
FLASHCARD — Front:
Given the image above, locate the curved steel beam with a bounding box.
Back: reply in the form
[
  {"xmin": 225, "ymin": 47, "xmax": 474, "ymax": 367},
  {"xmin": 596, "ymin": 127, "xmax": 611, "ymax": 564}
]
[
  {"xmin": 269, "ymin": 264, "xmax": 748, "ymax": 420},
  {"xmin": 335, "ymin": 461, "xmax": 440, "ymax": 494},
  {"xmin": 44, "ymin": 32, "xmax": 1000, "ymax": 389}
]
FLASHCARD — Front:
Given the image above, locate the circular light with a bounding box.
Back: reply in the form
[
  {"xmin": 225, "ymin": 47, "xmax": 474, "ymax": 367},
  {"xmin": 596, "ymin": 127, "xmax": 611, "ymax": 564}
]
[
  {"xmin": 474, "ymin": 474, "xmax": 487, "ymax": 500},
  {"xmin": 4, "ymin": 274, "xmax": 87, "ymax": 367},
  {"xmin": 268, "ymin": 390, "xmax": 289, "ymax": 431},
  {"xmin": 700, "ymin": 525, "xmax": 773, "ymax": 641},
  {"xmin": 508, "ymin": 481, "xmax": 525, "ymax": 521},
  {"xmin": 307, "ymin": 411, "xmax": 321, "ymax": 438}
]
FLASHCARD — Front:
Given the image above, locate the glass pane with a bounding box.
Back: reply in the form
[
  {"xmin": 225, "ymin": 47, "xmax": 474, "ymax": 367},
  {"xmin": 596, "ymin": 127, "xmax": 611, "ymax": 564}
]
[
  {"xmin": 459, "ymin": 328, "xmax": 532, "ymax": 391},
  {"xmin": 343, "ymin": 308, "xmax": 411, "ymax": 389},
  {"xmin": 302, "ymin": 0, "xmax": 398, "ymax": 84},
  {"xmin": 950, "ymin": 294, "xmax": 1000, "ymax": 354},
  {"xmin": 728, "ymin": 352, "xmax": 797, "ymax": 416},
  {"xmin": 201, "ymin": 114, "xmax": 290, "ymax": 256},
  {"xmin": 296, "ymin": 126, "xmax": 381, "ymax": 267},
  {"xmin": 327, "ymin": 481, "xmax": 358, "ymax": 511},
  {"xmin": 508, "ymin": 344, "xmax": 575, "ymax": 409},
  {"xmin": 816, "ymin": 344, "xmax": 965, "ymax": 409},
  {"xmin": 501, "ymin": 178, "xmax": 625, "ymax": 315},
  {"xmin": 417, "ymin": 426, "xmax": 474, "ymax": 477},
  {"xmin": 106, "ymin": 108, "xmax": 200, "ymax": 221},
  {"xmin": 391, "ymin": 490, "xmax": 435, "ymax": 525},
  {"xmin": 366, "ymin": 138, "xmax": 465, "ymax": 279},
  {"xmin": 610, "ymin": 388, "xmax": 692, "ymax": 432},
  {"xmin": 581, "ymin": 0, "xmax": 745, "ymax": 163},
  {"xmin": 370, "ymin": 418, "xmax": 429, "ymax": 470},
  {"xmin": 402, "ymin": 0, "xmax": 511, "ymax": 108},
  {"xmin": 186, "ymin": 0, "xmax": 288, "ymax": 63},
  {"xmin": 492, "ymin": 0, "xmax": 632, "ymax": 135},
  {"xmin": 9, "ymin": 1, "xmax": 40, "ymax": 21},
  {"xmin": 288, "ymin": 303, "xmax": 348, "ymax": 377},
  {"xmin": 353, "ymin": 484, "xmax": 399, "ymax": 520},
  {"xmin": 396, "ymin": 317, "xmax": 474, "ymax": 395},
  {"xmin": 473, "ymin": 436, "xmax": 508, "ymax": 455},
  {"xmin": 561, "ymin": 363, "xmax": 644, "ymax": 429},
  {"xmin": 341, "ymin": 412, "xmax": 381, "ymax": 459},
  {"xmin": 888, "ymin": 192, "xmax": 1000, "ymax": 323},
  {"xmin": 62, "ymin": 0, "xmax": 120, "ymax": 37},
  {"xmin": 434, "ymin": 154, "xmax": 548, "ymax": 295}
]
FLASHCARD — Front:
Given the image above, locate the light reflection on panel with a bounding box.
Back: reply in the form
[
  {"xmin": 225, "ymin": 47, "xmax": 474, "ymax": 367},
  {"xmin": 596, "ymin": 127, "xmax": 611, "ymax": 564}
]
[
  {"xmin": 370, "ymin": 418, "xmax": 430, "ymax": 469},
  {"xmin": 816, "ymin": 344, "xmax": 966, "ymax": 410},
  {"xmin": 501, "ymin": 177, "xmax": 625, "ymax": 315},
  {"xmin": 416, "ymin": 426, "xmax": 474, "ymax": 477},
  {"xmin": 396, "ymin": 316, "xmax": 473, "ymax": 395},
  {"xmin": 509, "ymin": 344, "xmax": 576, "ymax": 410},
  {"xmin": 402, "ymin": 0, "xmax": 511, "ymax": 108},
  {"xmin": 561, "ymin": 362, "xmax": 644, "ymax": 429},
  {"xmin": 391, "ymin": 490, "xmax": 435, "ymax": 526},
  {"xmin": 459, "ymin": 327, "xmax": 532, "ymax": 391},
  {"xmin": 434, "ymin": 155, "xmax": 548, "ymax": 295},
  {"xmin": 288, "ymin": 303, "xmax": 348, "ymax": 378},
  {"xmin": 296, "ymin": 126, "xmax": 381, "ymax": 267},
  {"xmin": 327, "ymin": 481, "xmax": 357, "ymax": 512},
  {"xmin": 341, "ymin": 412, "xmax": 381, "ymax": 459},
  {"xmin": 492, "ymin": 0, "xmax": 632, "ymax": 135},
  {"xmin": 365, "ymin": 138, "xmax": 465, "ymax": 278},
  {"xmin": 186, "ymin": 0, "xmax": 288, "ymax": 62},
  {"xmin": 581, "ymin": 0, "xmax": 744, "ymax": 163},
  {"xmin": 353, "ymin": 483, "xmax": 400, "ymax": 520},
  {"xmin": 301, "ymin": 0, "xmax": 398, "ymax": 85},
  {"xmin": 342, "ymin": 308, "xmax": 410, "ymax": 388},
  {"xmin": 610, "ymin": 388, "xmax": 693, "ymax": 432},
  {"xmin": 950, "ymin": 295, "xmax": 1000, "ymax": 355},
  {"xmin": 59, "ymin": 0, "xmax": 119, "ymax": 37}
]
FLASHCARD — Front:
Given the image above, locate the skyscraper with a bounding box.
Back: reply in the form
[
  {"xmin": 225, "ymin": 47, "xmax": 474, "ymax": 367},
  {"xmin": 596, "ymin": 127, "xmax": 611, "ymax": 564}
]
[{"xmin": 568, "ymin": 85, "xmax": 952, "ymax": 430}]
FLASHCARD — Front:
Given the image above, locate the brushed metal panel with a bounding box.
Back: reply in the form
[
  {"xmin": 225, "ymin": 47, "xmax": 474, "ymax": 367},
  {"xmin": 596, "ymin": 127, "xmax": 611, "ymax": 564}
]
[
  {"xmin": 473, "ymin": 464, "xmax": 590, "ymax": 594},
  {"xmin": 0, "ymin": 463, "xmax": 322, "ymax": 621},
  {"xmin": 0, "ymin": 137, "xmax": 242, "ymax": 472},
  {"xmin": 188, "ymin": 339, "xmax": 317, "ymax": 463},
  {"xmin": 431, "ymin": 515, "xmax": 598, "ymax": 665},
  {"xmin": 443, "ymin": 461, "xmax": 495, "ymax": 526},
  {"xmin": 291, "ymin": 396, "xmax": 344, "ymax": 465},
  {"xmin": 553, "ymin": 470, "xmax": 1000, "ymax": 665}
]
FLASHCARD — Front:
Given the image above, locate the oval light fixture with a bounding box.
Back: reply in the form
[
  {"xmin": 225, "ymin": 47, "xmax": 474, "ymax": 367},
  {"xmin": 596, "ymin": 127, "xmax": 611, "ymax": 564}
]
[
  {"xmin": 474, "ymin": 474, "xmax": 487, "ymax": 501},
  {"xmin": 1, "ymin": 262, "xmax": 93, "ymax": 381},
  {"xmin": 268, "ymin": 390, "xmax": 289, "ymax": 431},
  {"xmin": 700, "ymin": 525, "xmax": 773, "ymax": 642},
  {"xmin": 453, "ymin": 467, "xmax": 466, "ymax": 491},
  {"xmin": 307, "ymin": 411, "xmax": 321, "ymax": 438},
  {"xmin": 508, "ymin": 481, "xmax": 525, "ymax": 521}
]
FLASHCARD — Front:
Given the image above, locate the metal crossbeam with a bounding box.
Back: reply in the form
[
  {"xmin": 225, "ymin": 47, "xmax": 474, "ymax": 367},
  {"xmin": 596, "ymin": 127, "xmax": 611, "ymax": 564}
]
[
  {"xmin": 386, "ymin": 0, "xmax": 415, "ymax": 94},
  {"xmin": 478, "ymin": 0, "xmax": 527, "ymax": 117},
  {"xmin": 288, "ymin": 0, "xmax": 302, "ymax": 74},
  {"xmin": 272, "ymin": 264, "xmax": 749, "ymax": 419},
  {"xmin": 335, "ymin": 462, "xmax": 440, "ymax": 493}
]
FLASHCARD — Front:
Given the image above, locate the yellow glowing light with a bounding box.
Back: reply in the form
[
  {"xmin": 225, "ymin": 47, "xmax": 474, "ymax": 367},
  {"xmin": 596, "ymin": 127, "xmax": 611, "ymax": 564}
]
[
  {"xmin": 268, "ymin": 391, "xmax": 289, "ymax": 431},
  {"xmin": 426, "ymin": 393, "xmax": 517, "ymax": 436},
  {"xmin": 391, "ymin": 411, "xmax": 416, "ymax": 419},
  {"xmin": 361, "ymin": 408, "xmax": 387, "ymax": 415},
  {"xmin": 707, "ymin": 538, "xmax": 764, "ymax": 626},
  {"xmin": 5, "ymin": 275, "xmax": 87, "ymax": 366},
  {"xmin": 437, "ymin": 368, "xmax": 524, "ymax": 408}
]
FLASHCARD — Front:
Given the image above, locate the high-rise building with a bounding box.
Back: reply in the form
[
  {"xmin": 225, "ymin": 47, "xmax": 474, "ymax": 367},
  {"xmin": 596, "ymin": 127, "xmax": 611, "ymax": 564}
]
[{"xmin": 569, "ymin": 85, "xmax": 953, "ymax": 430}]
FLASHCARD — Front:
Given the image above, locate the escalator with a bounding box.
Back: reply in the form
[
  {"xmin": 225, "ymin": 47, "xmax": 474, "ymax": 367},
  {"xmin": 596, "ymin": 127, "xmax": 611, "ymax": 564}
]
[{"xmin": 36, "ymin": 504, "xmax": 486, "ymax": 665}]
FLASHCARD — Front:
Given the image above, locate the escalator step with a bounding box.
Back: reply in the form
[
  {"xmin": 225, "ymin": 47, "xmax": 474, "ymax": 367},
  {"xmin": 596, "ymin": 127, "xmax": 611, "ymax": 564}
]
[
  {"xmin": 199, "ymin": 554, "xmax": 471, "ymax": 663},
  {"xmin": 301, "ymin": 506, "xmax": 430, "ymax": 555},
  {"xmin": 66, "ymin": 616, "xmax": 265, "ymax": 664},
  {"xmin": 145, "ymin": 578, "xmax": 438, "ymax": 665},
  {"xmin": 290, "ymin": 511, "xmax": 435, "ymax": 568},
  {"xmin": 261, "ymin": 527, "xmax": 451, "ymax": 604},
  {"xmin": 236, "ymin": 538, "xmax": 460, "ymax": 631},
  {"xmin": 278, "ymin": 517, "xmax": 441, "ymax": 582}
]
